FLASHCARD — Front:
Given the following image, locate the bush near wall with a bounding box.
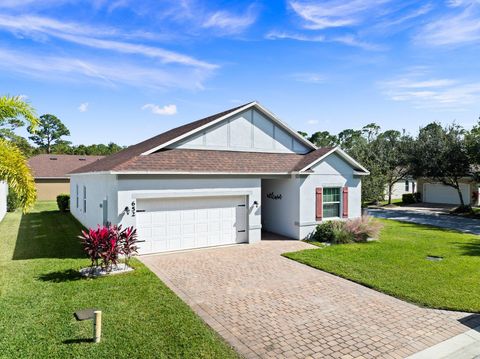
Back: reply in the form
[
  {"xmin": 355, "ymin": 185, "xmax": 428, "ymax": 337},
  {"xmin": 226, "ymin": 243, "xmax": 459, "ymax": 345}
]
[
  {"xmin": 402, "ymin": 192, "xmax": 421, "ymax": 204},
  {"xmin": 56, "ymin": 194, "xmax": 70, "ymax": 212},
  {"xmin": 311, "ymin": 216, "xmax": 383, "ymax": 244},
  {"xmin": 6, "ymin": 191, "xmax": 20, "ymax": 212}
]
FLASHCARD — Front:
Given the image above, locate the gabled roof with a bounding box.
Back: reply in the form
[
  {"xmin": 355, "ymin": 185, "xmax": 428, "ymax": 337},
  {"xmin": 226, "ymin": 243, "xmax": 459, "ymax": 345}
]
[
  {"xmin": 28, "ymin": 154, "xmax": 104, "ymax": 178},
  {"xmin": 71, "ymin": 103, "xmax": 368, "ymax": 176}
]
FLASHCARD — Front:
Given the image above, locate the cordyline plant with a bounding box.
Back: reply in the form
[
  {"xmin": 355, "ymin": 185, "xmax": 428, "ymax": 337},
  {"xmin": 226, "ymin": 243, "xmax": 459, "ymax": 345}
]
[{"xmin": 79, "ymin": 224, "xmax": 138, "ymax": 272}]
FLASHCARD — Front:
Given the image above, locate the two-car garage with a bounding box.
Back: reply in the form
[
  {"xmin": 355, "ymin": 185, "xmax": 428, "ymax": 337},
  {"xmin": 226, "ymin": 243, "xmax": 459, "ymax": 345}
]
[{"xmin": 135, "ymin": 195, "xmax": 248, "ymax": 254}]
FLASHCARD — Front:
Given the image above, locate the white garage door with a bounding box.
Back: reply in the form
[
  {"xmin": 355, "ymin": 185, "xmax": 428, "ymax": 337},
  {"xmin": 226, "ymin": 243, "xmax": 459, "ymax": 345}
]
[
  {"xmin": 424, "ymin": 183, "xmax": 470, "ymax": 205},
  {"xmin": 136, "ymin": 196, "xmax": 247, "ymax": 254}
]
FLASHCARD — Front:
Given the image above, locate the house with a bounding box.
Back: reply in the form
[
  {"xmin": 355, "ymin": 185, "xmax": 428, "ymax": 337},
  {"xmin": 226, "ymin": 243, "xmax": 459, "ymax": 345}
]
[
  {"xmin": 28, "ymin": 154, "xmax": 104, "ymax": 200},
  {"xmin": 417, "ymin": 177, "xmax": 479, "ymax": 206},
  {"xmin": 385, "ymin": 177, "xmax": 416, "ymax": 201},
  {"xmin": 70, "ymin": 102, "xmax": 369, "ymax": 254},
  {"xmin": 0, "ymin": 181, "xmax": 7, "ymax": 222}
]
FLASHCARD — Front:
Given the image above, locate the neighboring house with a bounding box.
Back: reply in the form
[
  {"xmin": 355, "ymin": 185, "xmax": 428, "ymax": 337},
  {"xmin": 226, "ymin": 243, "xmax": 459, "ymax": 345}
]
[
  {"xmin": 70, "ymin": 102, "xmax": 369, "ymax": 254},
  {"xmin": 28, "ymin": 154, "xmax": 104, "ymax": 200},
  {"xmin": 0, "ymin": 181, "xmax": 7, "ymax": 222},
  {"xmin": 384, "ymin": 177, "xmax": 416, "ymax": 201},
  {"xmin": 417, "ymin": 177, "xmax": 480, "ymax": 206}
]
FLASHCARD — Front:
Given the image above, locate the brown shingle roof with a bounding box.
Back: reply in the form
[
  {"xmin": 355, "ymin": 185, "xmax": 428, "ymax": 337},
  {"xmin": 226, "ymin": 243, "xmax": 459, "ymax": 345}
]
[
  {"xmin": 28, "ymin": 154, "xmax": 105, "ymax": 178},
  {"xmin": 72, "ymin": 102, "xmax": 253, "ymax": 174}
]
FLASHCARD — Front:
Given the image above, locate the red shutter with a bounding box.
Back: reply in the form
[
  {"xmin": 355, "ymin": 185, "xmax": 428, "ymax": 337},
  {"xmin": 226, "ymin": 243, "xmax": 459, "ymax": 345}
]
[
  {"xmin": 342, "ymin": 187, "xmax": 349, "ymax": 218},
  {"xmin": 316, "ymin": 187, "xmax": 323, "ymax": 220}
]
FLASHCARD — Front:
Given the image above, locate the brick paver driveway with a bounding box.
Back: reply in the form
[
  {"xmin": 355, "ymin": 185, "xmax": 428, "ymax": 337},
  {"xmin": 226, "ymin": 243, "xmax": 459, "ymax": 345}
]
[{"xmin": 140, "ymin": 238, "xmax": 480, "ymax": 359}]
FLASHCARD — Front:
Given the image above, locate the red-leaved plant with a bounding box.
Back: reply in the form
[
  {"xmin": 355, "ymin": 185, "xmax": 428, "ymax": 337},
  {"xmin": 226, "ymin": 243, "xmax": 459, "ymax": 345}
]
[{"xmin": 79, "ymin": 224, "xmax": 138, "ymax": 272}]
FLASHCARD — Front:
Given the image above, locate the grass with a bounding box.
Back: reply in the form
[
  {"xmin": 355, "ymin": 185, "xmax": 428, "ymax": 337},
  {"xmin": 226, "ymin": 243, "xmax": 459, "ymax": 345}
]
[
  {"xmin": 377, "ymin": 198, "xmax": 404, "ymax": 206},
  {"xmin": 284, "ymin": 219, "xmax": 480, "ymax": 313},
  {"xmin": 0, "ymin": 201, "xmax": 238, "ymax": 358}
]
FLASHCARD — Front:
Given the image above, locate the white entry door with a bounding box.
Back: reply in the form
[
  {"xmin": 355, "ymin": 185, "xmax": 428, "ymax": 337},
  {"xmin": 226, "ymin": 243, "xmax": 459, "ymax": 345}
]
[{"xmin": 136, "ymin": 196, "xmax": 247, "ymax": 254}]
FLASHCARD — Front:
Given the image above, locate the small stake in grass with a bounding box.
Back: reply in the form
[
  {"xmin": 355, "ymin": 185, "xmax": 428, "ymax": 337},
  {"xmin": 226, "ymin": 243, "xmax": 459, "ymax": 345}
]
[
  {"xmin": 93, "ymin": 311, "xmax": 102, "ymax": 343},
  {"xmin": 73, "ymin": 308, "xmax": 102, "ymax": 343}
]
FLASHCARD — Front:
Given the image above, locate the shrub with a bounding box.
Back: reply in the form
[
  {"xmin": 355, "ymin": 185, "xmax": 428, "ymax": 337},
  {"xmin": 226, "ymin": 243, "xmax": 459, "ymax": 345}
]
[
  {"xmin": 79, "ymin": 224, "xmax": 138, "ymax": 272},
  {"xmin": 56, "ymin": 194, "xmax": 70, "ymax": 212},
  {"xmin": 344, "ymin": 216, "xmax": 384, "ymax": 242},
  {"xmin": 331, "ymin": 221, "xmax": 354, "ymax": 244},
  {"xmin": 402, "ymin": 192, "xmax": 421, "ymax": 204},
  {"xmin": 6, "ymin": 191, "xmax": 20, "ymax": 212},
  {"xmin": 312, "ymin": 221, "xmax": 336, "ymax": 242}
]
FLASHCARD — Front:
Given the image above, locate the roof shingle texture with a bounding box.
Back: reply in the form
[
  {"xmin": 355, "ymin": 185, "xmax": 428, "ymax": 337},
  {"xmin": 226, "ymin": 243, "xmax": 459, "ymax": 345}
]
[
  {"xmin": 28, "ymin": 154, "xmax": 105, "ymax": 178},
  {"xmin": 70, "ymin": 102, "xmax": 335, "ymax": 174}
]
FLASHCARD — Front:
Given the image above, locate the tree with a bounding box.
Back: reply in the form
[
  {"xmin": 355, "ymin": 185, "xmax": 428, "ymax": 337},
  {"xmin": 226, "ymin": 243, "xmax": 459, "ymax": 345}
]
[
  {"xmin": 309, "ymin": 131, "xmax": 338, "ymax": 147},
  {"xmin": 0, "ymin": 95, "xmax": 38, "ymax": 212},
  {"xmin": 411, "ymin": 123, "xmax": 471, "ymax": 207},
  {"xmin": 28, "ymin": 114, "xmax": 70, "ymax": 154},
  {"xmin": 375, "ymin": 130, "xmax": 413, "ymax": 204}
]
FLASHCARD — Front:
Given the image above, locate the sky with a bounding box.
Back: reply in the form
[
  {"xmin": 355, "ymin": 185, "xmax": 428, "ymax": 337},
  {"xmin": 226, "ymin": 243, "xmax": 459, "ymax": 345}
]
[{"xmin": 2, "ymin": 0, "xmax": 480, "ymax": 146}]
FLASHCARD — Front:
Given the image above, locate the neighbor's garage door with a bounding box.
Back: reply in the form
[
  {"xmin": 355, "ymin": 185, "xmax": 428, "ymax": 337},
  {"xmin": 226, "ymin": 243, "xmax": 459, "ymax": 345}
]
[
  {"xmin": 424, "ymin": 183, "xmax": 470, "ymax": 205},
  {"xmin": 136, "ymin": 196, "xmax": 247, "ymax": 254}
]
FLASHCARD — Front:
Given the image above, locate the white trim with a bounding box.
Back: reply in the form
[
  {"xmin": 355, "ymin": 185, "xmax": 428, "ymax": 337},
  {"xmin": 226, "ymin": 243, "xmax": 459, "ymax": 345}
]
[
  {"xmin": 140, "ymin": 101, "xmax": 316, "ymax": 156},
  {"xmin": 297, "ymin": 147, "xmax": 370, "ymax": 174},
  {"xmin": 35, "ymin": 176, "xmax": 70, "ymax": 179},
  {"xmin": 132, "ymin": 190, "xmax": 254, "ymax": 199}
]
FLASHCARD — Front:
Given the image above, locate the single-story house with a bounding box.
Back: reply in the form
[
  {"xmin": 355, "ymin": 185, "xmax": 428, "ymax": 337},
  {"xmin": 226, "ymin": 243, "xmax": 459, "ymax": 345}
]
[
  {"xmin": 417, "ymin": 177, "xmax": 479, "ymax": 206},
  {"xmin": 70, "ymin": 102, "xmax": 369, "ymax": 254},
  {"xmin": 384, "ymin": 177, "xmax": 416, "ymax": 201},
  {"xmin": 0, "ymin": 181, "xmax": 7, "ymax": 222},
  {"xmin": 28, "ymin": 154, "xmax": 104, "ymax": 200}
]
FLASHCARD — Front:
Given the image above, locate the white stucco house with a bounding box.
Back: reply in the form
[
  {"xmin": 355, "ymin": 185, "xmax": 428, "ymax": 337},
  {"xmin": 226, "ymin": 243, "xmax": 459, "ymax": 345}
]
[
  {"xmin": 0, "ymin": 181, "xmax": 7, "ymax": 222},
  {"xmin": 384, "ymin": 177, "xmax": 416, "ymax": 201},
  {"xmin": 70, "ymin": 102, "xmax": 369, "ymax": 254}
]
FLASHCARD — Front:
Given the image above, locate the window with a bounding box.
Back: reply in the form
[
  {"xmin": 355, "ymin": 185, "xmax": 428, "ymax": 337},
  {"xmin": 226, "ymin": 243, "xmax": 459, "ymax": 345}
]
[
  {"xmin": 83, "ymin": 186, "xmax": 87, "ymax": 213},
  {"xmin": 323, "ymin": 188, "xmax": 340, "ymax": 218},
  {"xmin": 405, "ymin": 180, "xmax": 409, "ymax": 192},
  {"xmin": 76, "ymin": 184, "xmax": 79, "ymax": 209}
]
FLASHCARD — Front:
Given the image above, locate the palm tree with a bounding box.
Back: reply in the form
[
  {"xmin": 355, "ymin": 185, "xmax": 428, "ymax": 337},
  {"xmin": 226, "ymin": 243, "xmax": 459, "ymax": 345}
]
[{"xmin": 0, "ymin": 95, "xmax": 38, "ymax": 212}]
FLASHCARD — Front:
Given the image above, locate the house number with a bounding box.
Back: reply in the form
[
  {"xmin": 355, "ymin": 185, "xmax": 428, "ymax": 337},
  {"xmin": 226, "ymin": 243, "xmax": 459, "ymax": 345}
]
[
  {"xmin": 131, "ymin": 201, "xmax": 136, "ymax": 217},
  {"xmin": 267, "ymin": 192, "xmax": 282, "ymax": 200}
]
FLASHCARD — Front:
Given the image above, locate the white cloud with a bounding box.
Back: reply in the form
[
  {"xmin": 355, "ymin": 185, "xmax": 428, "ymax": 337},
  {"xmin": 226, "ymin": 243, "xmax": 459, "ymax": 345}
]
[
  {"xmin": 0, "ymin": 47, "xmax": 211, "ymax": 90},
  {"xmin": 0, "ymin": 14, "xmax": 216, "ymax": 69},
  {"xmin": 307, "ymin": 119, "xmax": 319, "ymax": 125},
  {"xmin": 78, "ymin": 102, "xmax": 89, "ymax": 112},
  {"xmin": 380, "ymin": 69, "xmax": 480, "ymax": 109},
  {"xmin": 416, "ymin": 1, "xmax": 480, "ymax": 46},
  {"xmin": 142, "ymin": 103, "xmax": 177, "ymax": 116},
  {"xmin": 291, "ymin": 72, "xmax": 326, "ymax": 84},
  {"xmin": 289, "ymin": 0, "xmax": 391, "ymax": 30},
  {"xmin": 203, "ymin": 6, "xmax": 257, "ymax": 34},
  {"xmin": 266, "ymin": 31, "xmax": 382, "ymax": 50}
]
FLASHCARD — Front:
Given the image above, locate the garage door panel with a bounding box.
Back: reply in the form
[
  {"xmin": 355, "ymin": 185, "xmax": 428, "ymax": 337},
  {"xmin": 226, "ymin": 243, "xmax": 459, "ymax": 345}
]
[
  {"xmin": 136, "ymin": 196, "xmax": 247, "ymax": 254},
  {"xmin": 424, "ymin": 183, "xmax": 470, "ymax": 205}
]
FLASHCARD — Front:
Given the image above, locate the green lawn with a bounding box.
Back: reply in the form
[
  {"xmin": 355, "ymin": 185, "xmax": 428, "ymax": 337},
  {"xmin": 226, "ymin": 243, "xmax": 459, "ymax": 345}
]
[
  {"xmin": 284, "ymin": 219, "xmax": 480, "ymax": 313},
  {"xmin": 0, "ymin": 201, "xmax": 238, "ymax": 358}
]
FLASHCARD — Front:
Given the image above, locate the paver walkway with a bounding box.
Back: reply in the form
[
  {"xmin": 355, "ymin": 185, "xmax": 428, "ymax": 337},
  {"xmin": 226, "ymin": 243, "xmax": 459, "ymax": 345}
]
[
  {"xmin": 140, "ymin": 239, "xmax": 480, "ymax": 359},
  {"xmin": 368, "ymin": 208, "xmax": 480, "ymax": 235}
]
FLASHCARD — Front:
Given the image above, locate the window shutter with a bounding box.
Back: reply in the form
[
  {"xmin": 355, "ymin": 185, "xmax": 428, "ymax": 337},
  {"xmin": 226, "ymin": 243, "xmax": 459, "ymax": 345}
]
[
  {"xmin": 342, "ymin": 187, "xmax": 349, "ymax": 218},
  {"xmin": 316, "ymin": 187, "xmax": 323, "ymax": 220}
]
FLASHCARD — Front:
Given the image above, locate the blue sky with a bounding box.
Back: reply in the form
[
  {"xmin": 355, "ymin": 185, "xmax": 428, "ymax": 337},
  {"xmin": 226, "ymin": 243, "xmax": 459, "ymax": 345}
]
[{"xmin": 1, "ymin": 0, "xmax": 480, "ymax": 145}]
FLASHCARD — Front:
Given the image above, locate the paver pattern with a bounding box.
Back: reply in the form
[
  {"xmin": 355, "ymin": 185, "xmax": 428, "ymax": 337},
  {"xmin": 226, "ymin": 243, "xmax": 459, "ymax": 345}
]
[{"xmin": 140, "ymin": 237, "xmax": 480, "ymax": 359}]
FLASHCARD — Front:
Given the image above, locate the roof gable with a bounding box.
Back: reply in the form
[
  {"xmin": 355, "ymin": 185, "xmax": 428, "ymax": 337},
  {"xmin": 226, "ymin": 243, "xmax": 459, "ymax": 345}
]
[{"xmin": 169, "ymin": 106, "xmax": 312, "ymax": 154}]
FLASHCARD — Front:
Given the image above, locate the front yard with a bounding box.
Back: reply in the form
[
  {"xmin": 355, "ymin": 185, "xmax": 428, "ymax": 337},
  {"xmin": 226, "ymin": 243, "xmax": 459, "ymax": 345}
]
[
  {"xmin": 0, "ymin": 202, "xmax": 238, "ymax": 358},
  {"xmin": 284, "ymin": 219, "xmax": 480, "ymax": 313}
]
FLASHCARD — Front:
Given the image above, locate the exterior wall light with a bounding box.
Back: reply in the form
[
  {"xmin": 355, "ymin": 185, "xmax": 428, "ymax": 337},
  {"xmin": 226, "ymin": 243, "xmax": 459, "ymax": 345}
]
[{"xmin": 253, "ymin": 200, "xmax": 259, "ymax": 208}]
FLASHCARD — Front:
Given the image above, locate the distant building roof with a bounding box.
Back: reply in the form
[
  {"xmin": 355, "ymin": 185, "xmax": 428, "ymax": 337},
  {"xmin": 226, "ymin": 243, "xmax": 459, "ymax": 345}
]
[{"xmin": 28, "ymin": 154, "xmax": 105, "ymax": 179}]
